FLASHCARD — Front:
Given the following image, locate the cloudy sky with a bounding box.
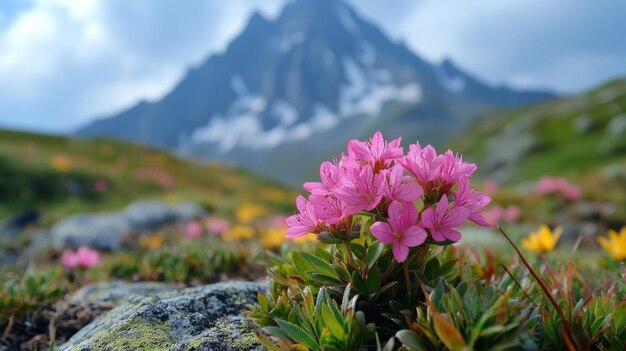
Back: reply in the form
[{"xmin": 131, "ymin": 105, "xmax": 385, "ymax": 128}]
[{"xmin": 0, "ymin": 0, "xmax": 625, "ymax": 133}]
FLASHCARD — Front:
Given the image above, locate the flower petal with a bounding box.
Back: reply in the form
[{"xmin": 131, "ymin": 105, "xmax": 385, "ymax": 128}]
[
  {"xmin": 370, "ymin": 222, "xmax": 396, "ymax": 244},
  {"xmin": 402, "ymin": 226, "xmax": 427, "ymax": 247},
  {"xmin": 392, "ymin": 243, "xmax": 410, "ymax": 263}
]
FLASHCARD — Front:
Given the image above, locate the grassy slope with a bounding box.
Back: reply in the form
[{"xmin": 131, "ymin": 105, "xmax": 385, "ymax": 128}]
[
  {"xmin": 452, "ymin": 78, "xmax": 626, "ymax": 181},
  {"xmin": 450, "ymin": 78, "xmax": 626, "ymax": 221},
  {"xmin": 0, "ymin": 129, "xmax": 296, "ymax": 224}
]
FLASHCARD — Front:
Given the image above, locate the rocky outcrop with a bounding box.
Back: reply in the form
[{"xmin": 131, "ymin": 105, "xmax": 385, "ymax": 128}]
[
  {"xmin": 68, "ymin": 281, "xmax": 182, "ymax": 306},
  {"xmin": 51, "ymin": 201, "xmax": 208, "ymax": 251},
  {"xmin": 60, "ymin": 281, "xmax": 265, "ymax": 351}
]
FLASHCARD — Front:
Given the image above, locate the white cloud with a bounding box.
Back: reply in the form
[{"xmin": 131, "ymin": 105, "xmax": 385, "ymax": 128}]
[
  {"xmin": 0, "ymin": 0, "xmax": 283, "ymax": 132},
  {"xmin": 0, "ymin": 0, "xmax": 624, "ymax": 132}
]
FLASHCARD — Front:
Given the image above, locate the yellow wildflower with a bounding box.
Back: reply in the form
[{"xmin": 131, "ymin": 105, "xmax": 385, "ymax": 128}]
[
  {"xmin": 50, "ymin": 154, "xmax": 73, "ymax": 172},
  {"xmin": 521, "ymin": 225, "xmax": 562, "ymax": 254},
  {"xmin": 223, "ymin": 224, "xmax": 256, "ymax": 241},
  {"xmin": 260, "ymin": 227, "xmax": 287, "ymax": 249},
  {"xmin": 138, "ymin": 233, "xmax": 166, "ymax": 250},
  {"xmin": 236, "ymin": 203, "xmax": 267, "ymax": 223},
  {"xmin": 597, "ymin": 227, "xmax": 626, "ymax": 261}
]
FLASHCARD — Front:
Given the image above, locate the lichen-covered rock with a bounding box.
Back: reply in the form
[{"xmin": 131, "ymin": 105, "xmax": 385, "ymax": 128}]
[
  {"xmin": 60, "ymin": 281, "xmax": 265, "ymax": 351},
  {"xmin": 69, "ymin": 281, "xmax": 182, "ymax": 306}
]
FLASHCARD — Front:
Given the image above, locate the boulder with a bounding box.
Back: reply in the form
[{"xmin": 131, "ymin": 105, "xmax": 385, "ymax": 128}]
[
  {"xmin": 69, "ymin": 281, "xmax": 183, "ymax": 306},
  {"xmin": 0, "ymin": 209, "xmax": 39, "ymax": 245},
  {"xmin": 60, "ymin": 281, "xmax": 265, "ymax": 351},
  {"xmin": 123, "ymin": 201, "xmax": 177, "ymax": 233},
  {"xmin": 172, "ymin": 203, "xmax": 208, "ymax": 223},
  {"xmin": 51, "ymin": 213, "xmax": 130, "ymax": 251}
]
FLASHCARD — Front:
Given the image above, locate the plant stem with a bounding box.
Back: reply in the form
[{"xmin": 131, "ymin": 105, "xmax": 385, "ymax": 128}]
[
  {"xmin": 344, "ymin": 240, "xmax": 358, "ymax": 270},
  {"xmin": 403, "ymin": 262, "xmax": 412, "ymax": 292},
  {"xmin": 498, "ymin": 227, "xmax": 576, "ymax": 351}
]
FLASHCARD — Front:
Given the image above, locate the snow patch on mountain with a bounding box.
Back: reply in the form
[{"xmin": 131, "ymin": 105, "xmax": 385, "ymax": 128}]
[
  {"xmin": 272, "ymin": 100, "xmax": 298, "ymax": 126},
  {"xmin": 278, "ymin": 31, "xmax": 305, "ymax": 52},
  {"xmin": 340, "ymin": 59, "xmax": 421, "ymax": 117},
  {"xmin": 437, "ymin": 65, "xmax": 466, "ymax": 93},
  {"xmin": 337, "ymin": 4, "xmax": 358, "ymax": 34}
]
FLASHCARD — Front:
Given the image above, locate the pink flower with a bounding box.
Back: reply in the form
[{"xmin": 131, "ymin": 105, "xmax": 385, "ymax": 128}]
[
  {"xmin": 61, "ymin": 249, "xmax": 79, "ymax": 269},
  {"xmin": 76, "ymin": 246, "xmax": 100, "ymax": 268},
  {"xmin": 399, "ymin": 143, "xmax": 442, "ymax": 185},
  {"xmin": 561, "ymin": 183, "xmax": 581, "ymax": 201},
  {"xmin": 286, "ymin": 195, "xmax": 321, "ymax": 238},
  {"xmin": 335, "ymin": 165, "xmax": 385, "ymax": 215},
  {"xmin": 502, "ymin": 205, "xmax": 521, "ymax": 222},
  {"xmin": 438, "ymin": 150, "xmax": 477, "ymax": 186},
  {"xmin": 61, "ymin": 246, "xmax": 100, "ymax": 269},
  {"xmin": 453, "ymin": 176, "xmax": 491, "ymax": 227},
  {"xmin": 421, "ymin": 196, "xmax": 470, "ymax": 243},
  {"xmin": 536, "ymin": 176, "xmax": 581, "ymax": 201},
  {"xmin": 347, "ymin": 131, "xmax": 403, "ymax": 172},
  {"xmin": 483, "ymin": 180, "xmax": 499, "ymax": 195},
  {"xmin": 93, "ymin": 180, "xmax": 108, "ymax": 193},
  {"xmin": 304, "ymin": 161, "xmax": 343, "ymax": 195},
  {"xmin": 536, "ymin": 176, "xmax": 560, "ymax": 194},
  {"xmin": 370, "ymin": 201, "xmax": 427, "ymax": 262},
  {"xmin": 484, "ymin": 205, "xmax": 504, "ymax": 226},
  {"xmin": 309, "ymin": 194, "xmax": 348, "ymax": 225},
  {"xmin": 185, "ymin": 221, "xmax": 204, "ymax": 238},
  {"xmin": 384, "ymin": 165, "xmax": 423, "ymax": 203},
  {"xmin": 206, "ymin": 218, "xmax": 230, "ymax": 235}
]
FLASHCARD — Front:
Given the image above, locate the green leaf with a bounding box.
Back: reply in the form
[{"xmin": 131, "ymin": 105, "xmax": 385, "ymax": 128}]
[
  {"xmin": 264, "ymin": 326, "xmax": 291, "ymax": 340},
  {"xmin": 274, "ymin": 318, "xmax": 319, "ymax": 350},
  {"xmin": 258, "ymin": 292, "xmax": 270, "ymax": 311},
  {"xmin": 322, "ymin": 304, "xmax": 345, "ymax": 340},
  {"xmin": 351, "ymin": 271, "xmax": 368, "ymax": 294},
  {"xmin": 366, "ymin": 242, "xmax": 384, "ymax": 270},
  {"xmin": 292, "ymin": 252, "xmax": 314, "ymax": 281},
  {"xmin": 309, "ymin": 272, "xmax": 342, "ymax": 285},
  {"xmin": 395, "ymin": 330, "xmax": 428, "ymax": 351},
  {"xmin": 334, "ymin": 264, "xmax": 351, "ymax": 282},
  {"xmin": 301, "ymin": 252, "xmax": 340, "ymax": 280},
  {"xmin": 367, "ymin": 267, "xmax": 381, "ymax": 293},
  {"xmin": 341, "ymin": 285, "xmax": 352, "ymax": 312}
]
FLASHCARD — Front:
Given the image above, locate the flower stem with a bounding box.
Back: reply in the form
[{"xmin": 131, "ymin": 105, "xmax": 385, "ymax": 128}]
[
  {"xmin": 344, "ymin": 240, "xmax": 359, "ymax": 270},
  {"xmin": 403, "ymin": 261, "xmax": 412, "ymax": 292}
]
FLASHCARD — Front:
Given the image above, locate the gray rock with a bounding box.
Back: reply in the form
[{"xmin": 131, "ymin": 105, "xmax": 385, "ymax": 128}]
[
  {"xmin": 50, "ymin": 201, "xmax": 208, "ymax": 250},
  {"xmin": 60, "ymin": 281, "xmax": 265, "ymax": 351},
  {"xmin": 607, "ymin": 114, "xmax": 626, "ymax": 136},
  {"xmin": 123, "ymin": 201, "xmax": 177, "ymax": 233},
  {"xmin": 51, "ymin": 213, "xmax": 130, "ymax": 251},
  {"xmin": 69, "ymin": 281, "xmax": 183, "ymax": 306},
  {"xmin": 172, "ymin": 203, "xmax": 208, "ymax": 223},
  {"xmin": 0, "ymin": 249, "xmax": 18, "ymax": 267},
  {"xmin": 0, "ymin": 209, "xmax": 39, "ymax": 245}
]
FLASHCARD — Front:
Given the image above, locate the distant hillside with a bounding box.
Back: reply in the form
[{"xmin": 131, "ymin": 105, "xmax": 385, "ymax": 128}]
[
  {"xmin": 0, "ymin": 129, "xmax": 295, "ymax": 223},
  {"xmin": 453, "ymin": 78, "xmax": 626, "ymax": 183},
  {"xmin": 78, "ymin": 0, "xmax": 553, "ymax": 185},
  {"xmin": 451, "ymin": 79, "xmax": 626, "ymax": 223}
]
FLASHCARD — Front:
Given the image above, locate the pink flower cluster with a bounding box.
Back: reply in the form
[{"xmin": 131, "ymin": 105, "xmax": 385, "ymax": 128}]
[
  {"xmin": 536, "ymin": 176, "xmax": 581, "ymax": 201},
  {"xmin": 185, "ymin": 221, "xmax": 204, "ymax": 239},
  {"xmin": 286, "ymin": 131, "xmax": 491, "ymax": 262},
  {"xmin": 484, "ymin": 204, "xmax": 521, "ymax": 226},
  {"xmin": 61, "ymin": 246, "xmax": 100, "ymax": 269}
]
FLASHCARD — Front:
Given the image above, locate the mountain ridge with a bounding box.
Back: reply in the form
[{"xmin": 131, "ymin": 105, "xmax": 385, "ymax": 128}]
[{"xmin": 78, "ymin": 0, "xmax": 554, "ymax": 184}]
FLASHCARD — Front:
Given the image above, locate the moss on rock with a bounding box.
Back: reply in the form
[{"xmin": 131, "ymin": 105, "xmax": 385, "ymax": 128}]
[{"xmin": 60, "ymin": 281, "xmax": 265, "ymax": 351}]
